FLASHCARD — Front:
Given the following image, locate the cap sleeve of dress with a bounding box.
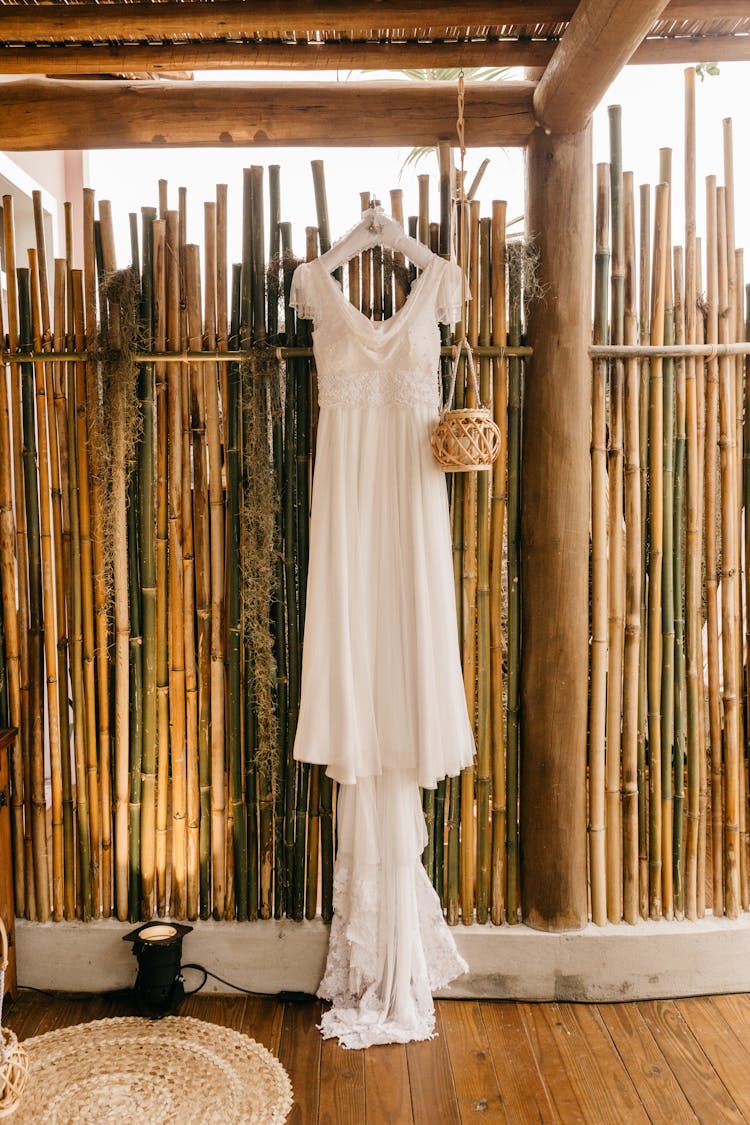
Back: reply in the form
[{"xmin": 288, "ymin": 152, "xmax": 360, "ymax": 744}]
[
  {"xmin": 289, "ymin": 260, "xmax": 318, "ymax": 322},
  {"xmin": 436, "ymin": 258, "xmax": 468, "ymax": 326}
]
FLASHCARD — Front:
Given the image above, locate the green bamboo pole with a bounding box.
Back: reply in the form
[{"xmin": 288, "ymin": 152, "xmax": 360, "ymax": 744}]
[
  {"xmin": 138, "ymin": 208, "xmax": 157, "ymax": 919},
  {"xmin": 228, "ymin": 261, "xmax": 248, "ymax": 920},
  {"xmin": 127, "ymin": 447, "xmax": 143, "ymax": 922},
  {"xmin": 648, "ymin": 183, "xmax": 670, "ymax": 921},
  {"xmin": 490, "ymin": 199, "xmax": 508, "ymax": 926},
  {"xmin": 18, "ymin": 266, "xmax": 50, "ymax": 922},
  {"xmin": 704, "ymin": 176, "xmax": 723, "ymax": 916},
  {"xmin": 68, "ymin": 272, "xmax": 93, "ymax": 921},
  {"xmin": 673, "ymin": 244, "xmax": 687, "ymax": 920},
  {"xmin": 622, "ymin": 172, "xmax": 641, "ymax": 925},
  {"xmin": 506, "ymin": 241, "xmax": 522, "ymax": 924},
  {"xmin": 475, "ymin": 215, "xmax": 492, "ymax": 926},
  {"xmin": 637, "ymin": 183, "xmax": 651, "ymax": 919},
  {"xmin": 590, "ymin": 163, "xmax": 609, "ymax": 928},
  {"xmin": 659, "ymin": 151, "xmax": 675, "ymax": 923}
]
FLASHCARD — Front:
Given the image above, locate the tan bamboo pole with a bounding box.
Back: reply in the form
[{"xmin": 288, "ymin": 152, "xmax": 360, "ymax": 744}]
[
  {"xmin": 18, "ymin": 264, "xmax": 49, "ymax": 921},
  {"xmin": 389, "ymin": 185, "xmax": 407, "ymax": 310},
  {"xmin": 98, "ymin": 201, "xmax": 130, "ymax": 923},
  {"xmin": 717, "ymin": 188, "xmax": 741, "ymax": 919},
  {"xmin": 82, "ymin": 188, "xmax": 111, "ymax": 916},
  {"xmin": 673, "ymin": 244, "xmax": 687, "ymax": 920},
  {"xmin": 637, "ymin": 183, "xmax": 651, "ymax": 920},
  {"xmin": 475, "ymin": 215, "xmax": 492, "ymax": 925},
  {"xmin": 69, "ymin": 272, "xmax": 93, "ymax": 920},
  {"xmin": 607, "ymin": 113, "xmax": 626, "ymax": 924},
  {"xmin": 659, "ymin": 150, "xmax": 675, "ymax": 922},
  {"xmin": 460, "ymin": 199, "xmax": 480, "ymax": 926},
  {"xmin": 684, "ymin": 64, "xmax": 701, "ymax": 921},
  {"xmin": 0, "ymin": 232, "xmax": 24, "ymax": 914},
  {"xmin": 27, "ymin": 249, "xmax": 63, "ymax": 919},
  {"xmin": 51, "ymin": 259, "xmax": 75, "ymax": 919},
  {"xmin": 490, "ymin": 199, "xmax": 507, "ymax": 926},
  {"xmin": 180, "ymin": 247, "xmax": 200, "ymax": 921},
  {"xmin": 722, "ymin": 119, "xmax": 747, "ymax": 911},
  {"xmin": 740, "ymin": 248, "xmax": 750, "ymax": 911},
  {"xmin": 204, "ymin": 202, "xmax": 226, "ymax": 920},
  {"xmin": 3, "ymin": 197, "xmax": 33, "ymax": 918},
  {"xmin": 622, "ymin": 171, "xmax": 641, "ymax": 926},
  {"xmin": 705, "ymin": 176, "xmax": 723, "ymax": 916},
  {"xmin": 590, "ymin": 163, "xmax": 609, "ymax": 928},
  {"xmin": 166, "ymin": 209, "xmax": 188, "ymax": 919},
  {"xmin": 647, "ymin": 182, "xmax": 669, "ymax": 921},
  {"xmin": 183, "ymin": 242, "xmax": 209, "ymax": 920},
  {"xmin": 152, "ymin": 217, "xmax": 170, "ymax": 917},
  {"xmin": 695, "ymin": 236, "xmax": 708, "ymax": 918}
]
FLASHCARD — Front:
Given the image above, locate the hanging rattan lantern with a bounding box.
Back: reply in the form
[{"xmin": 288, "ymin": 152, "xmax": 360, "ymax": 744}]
[{"xmin": 432, "ymin": 339, "xmax": 502, "ymax": 472}]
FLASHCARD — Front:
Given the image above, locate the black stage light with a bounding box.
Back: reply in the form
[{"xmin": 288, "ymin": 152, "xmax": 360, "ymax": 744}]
[{"xmin": 123, "ymin": 921, "xmax": 193, "ymax": 1018}]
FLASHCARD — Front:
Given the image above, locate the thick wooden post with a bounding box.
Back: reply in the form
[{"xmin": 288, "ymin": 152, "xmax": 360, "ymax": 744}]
[{"xmin": 521, "ymin": 125, "xmax": 593, "ymax": 931}]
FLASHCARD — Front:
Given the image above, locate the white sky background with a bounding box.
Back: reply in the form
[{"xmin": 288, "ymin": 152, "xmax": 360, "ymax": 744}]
[{"xmin": 88, "ymin": 63, "xmax": 750, "ymax": 289}]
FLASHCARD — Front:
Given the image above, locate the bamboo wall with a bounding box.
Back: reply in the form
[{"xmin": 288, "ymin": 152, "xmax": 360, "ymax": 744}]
[
  {"xmin": 589, "ymin": 76, "xmax": 750, "ymax": 924},
  {"xmin": 0, "ymin": 158, "xmax": 527, "ymax": 926}
]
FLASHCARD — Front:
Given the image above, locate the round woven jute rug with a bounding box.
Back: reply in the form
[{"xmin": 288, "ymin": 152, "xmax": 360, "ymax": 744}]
[{"xmin": 12, "ymin": 1015, "xmax": 293, "ymax": 1124}]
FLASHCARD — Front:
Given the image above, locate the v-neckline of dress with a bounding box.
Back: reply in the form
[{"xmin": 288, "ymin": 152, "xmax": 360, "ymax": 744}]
[{"xmin": 312, "ymin": 253, "xmax": 442, "ymax": 337}]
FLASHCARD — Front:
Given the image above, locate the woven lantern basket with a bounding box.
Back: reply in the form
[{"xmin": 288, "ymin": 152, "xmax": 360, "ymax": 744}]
[
  {"xmin": 0, "ymin": 919, "xmax": 28, "ymax": 1117},
  {"xmin": 432, "ymin": 340, "xmax": 502, "ymax": 472}
]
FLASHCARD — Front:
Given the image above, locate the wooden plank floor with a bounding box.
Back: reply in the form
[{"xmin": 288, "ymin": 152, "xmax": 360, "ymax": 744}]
[{"xmin": 6, "ymin": 989, "xmax": 750, "ymax": 1122}]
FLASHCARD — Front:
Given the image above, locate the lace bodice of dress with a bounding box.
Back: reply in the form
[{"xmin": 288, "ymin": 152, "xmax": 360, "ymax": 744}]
[{"xmin": 290, "ymin": 254, "xmax": 463, "ymax": 410}]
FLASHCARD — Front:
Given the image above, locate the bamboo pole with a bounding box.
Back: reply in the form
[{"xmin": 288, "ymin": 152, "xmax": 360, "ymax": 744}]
[
  {"xmin": 717, "ymin": 187, "xmax": 741, "ymax": 919},
  {"xmin": 647, "ymin": 182, "xmax": 670, "ymax": 921},
  {"xmin": 27, "ymin": 250, "xmax": 63, "ymax": 920},
  {"xmin": 69, "ymin": 272, "xmax": 93, "ymax": 921},
  {"xmin": 153, "ymin": 218, "xmax": 170, "ymax": 918},
  {"xmin": 637, "ymin": 183, "xmax": 651, "ymax": 919},
  {"xmin": 705, "ymin": 176, "xmax": 723, "ymax": 916},
  {"xmin": 684, "ymin": 65, "xmax": 701, "ymax": 921},
  {"xmin": 490, "ymin": 199, "xmax": 507, "ymax": 926},
  {"xmin": 460, "ymin": 199, "xmax": 480, "ymax": 926},
  {"xmin": 660, "ymin": 151, "xmax": 675, "ymax": 922},
  {"xmin": 475, "ymin": 214, "xmax": 492, "ymax": 926},
  {"xmin": 506, "ymin": 238, "xmax": 522, "ymax": 925},
  {"xmin": 695, "ymin": 236, "xmax": 708, "ymax": 918},
  {"xmin": 82, "ymin": 188, "xmax": 111, "ymax": 917},
  {"xmin": 590, "ymin": 163, "xmax": 610, "ymax": 928},
  {"xmin": 622, "ymin": 172, "xmax": 641, "ymax": 925},
  {"xmin": 607, "ymin": 111, "xmax": 626, "ymax": 924},
  {"xmin": 673, "ymin": 245, "xmax": 687, "ymax": 920},
  {"xmin": 0, "ymin": 233, "xmax": 24, "ymax": 916},
  {"xmin": 166, "ymin": 209, "xmax": 188, "ymax": 919},
  {"xmin": 3, "ymin": 198, "xmax": 33, "ymax": 918},
  {"xmin": 18, "ymin": 267, "xmax": 50, "ymax": 921},
  {"xmin": 138, "ymin": 208, "xmax": 157, "ymax": 919}
]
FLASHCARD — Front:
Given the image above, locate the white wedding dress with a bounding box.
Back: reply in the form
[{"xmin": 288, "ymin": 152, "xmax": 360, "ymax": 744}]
[{"xmin": 291, "ymin": 252, "xmax": 474, "ymax": 1050}]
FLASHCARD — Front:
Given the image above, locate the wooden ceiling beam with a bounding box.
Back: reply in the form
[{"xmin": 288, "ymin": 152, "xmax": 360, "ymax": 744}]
[
  {"xmin": 0, "ymin": 32, "xmax": 745, "ymax": 75},
  {"xmin": 0, "ymin": 39, "xmax": 558, "ymax": 74},
  {"xmin": 534, "ymin": 0, "xmax": 672, "ymax": 134},
  {"xmin": 0, "ymin": 77, "xmax": 536, "ymax": 150},
  {"xmin": 0, "ymin": 0, "xmax": 744, "ymax": 43}
]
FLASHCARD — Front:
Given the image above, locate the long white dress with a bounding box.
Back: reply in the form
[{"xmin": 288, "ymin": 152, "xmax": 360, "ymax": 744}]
[{"xmin": 291, "ymin": 253, "xmax": 474, "ymax": 1050}]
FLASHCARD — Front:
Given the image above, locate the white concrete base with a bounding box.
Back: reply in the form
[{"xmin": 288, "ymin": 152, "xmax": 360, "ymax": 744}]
[{"xmin": 14, "ymin": 914, "xmax": 750, "ymax": 1001}]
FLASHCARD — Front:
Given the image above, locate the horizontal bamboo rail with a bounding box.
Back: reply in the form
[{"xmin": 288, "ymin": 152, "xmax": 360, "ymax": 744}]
[
  {"xmin": 0, "ymin": 36, "xmax": 746, "ymax": 75},
  {"xmin": 0, "ymin": 79, "xmax": 536, "ymax": 150},
  {"xmin": 0, "ymin": 345, "xmax": 533, "ymax": 364},
  {"xmin": 591, "ymin": 342, "xmax": 750, "ymax": 358}
]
